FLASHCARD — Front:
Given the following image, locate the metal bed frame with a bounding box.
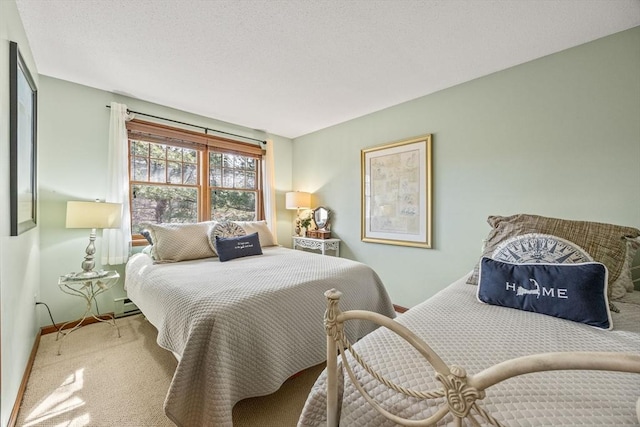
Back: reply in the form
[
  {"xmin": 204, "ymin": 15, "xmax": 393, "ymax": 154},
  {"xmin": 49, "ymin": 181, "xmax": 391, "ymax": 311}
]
[{"xmin": 324, "ymin": 288, "xmax": 640, "ymax": 427}]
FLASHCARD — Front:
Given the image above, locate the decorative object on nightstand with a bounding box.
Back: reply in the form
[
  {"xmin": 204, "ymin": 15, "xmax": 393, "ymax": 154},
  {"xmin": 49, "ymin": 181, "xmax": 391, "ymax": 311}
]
[
  {"xmin": 57, "ymin": 270, "xmax": 121, "ymax": 354},
  {"xmin": 292, "ymin": 236, "xmax": 341, "ymax": 256},
  {"xmin": 307, "ymin": 206, "xmax": 332, "ymax": 239},
  {"xmin": 66, "ymin": 200, "xmax": 122, "ymax": 279},
  {"xmin": 299, "ymin": 210, "xmax": 313, "ymax": 236},
  {"xmin": 285, "ymin": 191, "xmax": 311, "ymax": 237}
]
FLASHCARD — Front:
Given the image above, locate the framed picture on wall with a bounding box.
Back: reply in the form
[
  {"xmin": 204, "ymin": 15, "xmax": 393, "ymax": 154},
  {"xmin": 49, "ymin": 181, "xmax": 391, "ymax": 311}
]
[
  {"xmin": 361, "ymin": 134, "xmax": 432, "ymax": 248},
  {"xmin": 9, "ymin": 41, "xmax": 38, "ymax": 236}
]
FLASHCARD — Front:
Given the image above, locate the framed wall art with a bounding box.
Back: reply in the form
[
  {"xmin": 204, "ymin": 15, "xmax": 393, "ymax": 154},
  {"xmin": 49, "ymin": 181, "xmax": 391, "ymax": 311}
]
[
  {"xmin": 361, "ymin": 134, "xmax": 432, "ymax": 248},
  {"xmin": 9, "ymin": 41, "xmax": 38, "ymax": 236}
]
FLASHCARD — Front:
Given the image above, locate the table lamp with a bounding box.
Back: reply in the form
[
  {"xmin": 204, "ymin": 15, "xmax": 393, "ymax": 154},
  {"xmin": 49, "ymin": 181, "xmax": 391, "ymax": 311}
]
[
  {"xmin": 66, "ymin": 200, "xmax": 122, "ymax": 279},
  {"xmin": 285, "ymin": 191, "xmax": 311, "ymax": 236}
]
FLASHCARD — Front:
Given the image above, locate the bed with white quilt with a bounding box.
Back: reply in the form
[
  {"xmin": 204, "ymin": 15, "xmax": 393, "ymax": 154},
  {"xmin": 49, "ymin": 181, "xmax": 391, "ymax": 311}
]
[
  {"xmin": 298, "ymin": 214, "xmax": 640, "ymax": 426},
  {"xmin": 124, "ymin": 220, "xmax": 395, "ymax": 427}
]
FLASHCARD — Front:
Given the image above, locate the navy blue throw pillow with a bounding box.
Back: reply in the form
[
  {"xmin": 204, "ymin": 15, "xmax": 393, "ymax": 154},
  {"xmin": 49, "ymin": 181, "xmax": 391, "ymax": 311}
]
[
  {"xmin": 215, "ymin": 232, "xmax": 262, "ymax": 262},
  {"xmin": 478, "ymin": 257, "xmax": 611, "ymax": 330}
]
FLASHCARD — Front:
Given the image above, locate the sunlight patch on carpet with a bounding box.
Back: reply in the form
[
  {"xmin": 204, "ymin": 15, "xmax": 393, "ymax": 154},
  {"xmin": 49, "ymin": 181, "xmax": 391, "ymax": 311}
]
[{"xmin": 23, "ymin": 368, "xmax": 89, "ymax": 426}]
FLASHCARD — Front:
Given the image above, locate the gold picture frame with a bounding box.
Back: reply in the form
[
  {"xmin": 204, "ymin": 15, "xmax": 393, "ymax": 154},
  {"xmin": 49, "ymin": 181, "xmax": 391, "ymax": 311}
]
[{"xmin": 361, "ymin": 134, "xmax": 432, "ymax": 248}]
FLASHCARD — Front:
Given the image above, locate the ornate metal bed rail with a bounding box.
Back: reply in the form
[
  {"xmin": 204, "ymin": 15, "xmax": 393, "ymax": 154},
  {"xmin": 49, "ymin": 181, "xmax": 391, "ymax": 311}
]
[{"xmin": 324, "ymin": 289, "xmax": 640, "ymax": 427}]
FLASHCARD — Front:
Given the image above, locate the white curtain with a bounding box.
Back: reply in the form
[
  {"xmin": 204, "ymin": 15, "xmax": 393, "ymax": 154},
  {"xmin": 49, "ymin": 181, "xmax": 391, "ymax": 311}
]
[
  {"xmin": 102, "ymin": 102, "xmax": 134, "ymax": 265},
  {"xmin": 262, "ymin": 139, "xmax": 278, "ymax": 245}
]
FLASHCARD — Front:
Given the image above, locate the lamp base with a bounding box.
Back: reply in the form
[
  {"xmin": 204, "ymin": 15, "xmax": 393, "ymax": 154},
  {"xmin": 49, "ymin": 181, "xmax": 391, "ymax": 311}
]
[{"xmin": 294, "ymin": 217, "xmax": 302, "ymax": 237}]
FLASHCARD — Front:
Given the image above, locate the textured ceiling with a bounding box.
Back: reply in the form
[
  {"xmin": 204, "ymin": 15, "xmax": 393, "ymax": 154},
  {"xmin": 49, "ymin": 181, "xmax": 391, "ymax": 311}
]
[{"xmin": 15, "ymin": 0, "xmax": 640, "ymax": 139}]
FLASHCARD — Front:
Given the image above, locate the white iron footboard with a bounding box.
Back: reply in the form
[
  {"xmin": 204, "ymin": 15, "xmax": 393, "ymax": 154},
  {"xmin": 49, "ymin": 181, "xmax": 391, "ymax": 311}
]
[{"xmin": 324, "ymin": 289, "xmax": 640, "ymax": 427}]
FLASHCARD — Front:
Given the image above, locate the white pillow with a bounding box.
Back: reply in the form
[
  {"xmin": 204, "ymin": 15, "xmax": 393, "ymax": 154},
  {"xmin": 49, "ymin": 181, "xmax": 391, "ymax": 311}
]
[{"xmin": 233, "ymin": 220, "xmax": 276, "ymax": 247}]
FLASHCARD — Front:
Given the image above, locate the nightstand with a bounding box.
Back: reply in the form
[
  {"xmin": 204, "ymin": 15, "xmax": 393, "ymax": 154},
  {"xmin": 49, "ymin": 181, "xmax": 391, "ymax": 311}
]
[
  {"xmin": 292, "ymin": 236, "xmax": 341, "ymax": 256},
  {"xmin": 56, "ymin": 270, "xmax": 121, "ymax": 354}
]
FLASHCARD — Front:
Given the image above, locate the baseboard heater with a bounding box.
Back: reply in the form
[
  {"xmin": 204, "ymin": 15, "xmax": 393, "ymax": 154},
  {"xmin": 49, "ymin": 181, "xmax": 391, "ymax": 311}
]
[{"xmin": 114, "ymin": 297, "xmax": 141, "ymax": 318}]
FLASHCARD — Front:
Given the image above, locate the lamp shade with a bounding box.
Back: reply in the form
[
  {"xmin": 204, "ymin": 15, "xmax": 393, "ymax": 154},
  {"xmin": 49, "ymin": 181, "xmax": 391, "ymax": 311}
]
[
  {"xmin": 66, "ymin": 201, "xmax": 122, "ymax": 229},
  {"xmin": 285, "ymin": 191, "xmax": 311, "ymax": 210}
]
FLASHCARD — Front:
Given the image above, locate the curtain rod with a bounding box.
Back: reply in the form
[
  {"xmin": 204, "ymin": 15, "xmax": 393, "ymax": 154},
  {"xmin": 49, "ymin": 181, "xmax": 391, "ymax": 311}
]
[{"xmin": 105, "ymin": 105, "xmax": 266, "ymax": 145}]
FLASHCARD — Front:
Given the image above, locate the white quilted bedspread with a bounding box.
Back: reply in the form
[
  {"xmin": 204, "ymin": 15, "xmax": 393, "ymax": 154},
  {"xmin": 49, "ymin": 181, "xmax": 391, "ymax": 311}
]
[
  {"xmin": 298, "ymin": 274, "xmax": 640, "ymax": 426},
  {"xmin": 124, "ymin": 247, "xmax": 395, "ymax": 427}
]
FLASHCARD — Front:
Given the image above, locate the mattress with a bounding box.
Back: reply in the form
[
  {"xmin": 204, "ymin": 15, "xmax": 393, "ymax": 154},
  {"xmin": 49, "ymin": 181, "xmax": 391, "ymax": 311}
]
[
  {"xmin": 124, "ymin": 246, "xmax": 396, "ymax": 427},
  {"xmin": 299, "ymin": 274, "xmax": 640, "ymax": 426}
]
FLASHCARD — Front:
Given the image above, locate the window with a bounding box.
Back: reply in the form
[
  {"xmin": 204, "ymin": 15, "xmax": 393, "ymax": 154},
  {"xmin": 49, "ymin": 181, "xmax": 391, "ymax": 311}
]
[
  {"xmin": 127, "ymin": 120, "xmax": 264, "ymax": 245},
  {"xmin": 130, "ymin": 140, "xmax": 199, "ymax": 227},
  {"xmin": 209, "ymin": 152, "xmax": 259, "ymax": 221}
]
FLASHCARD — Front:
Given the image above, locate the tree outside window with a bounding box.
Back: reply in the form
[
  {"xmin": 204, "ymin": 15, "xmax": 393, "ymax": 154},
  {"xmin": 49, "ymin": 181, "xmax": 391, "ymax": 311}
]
[{"xmin": 127, "ymin": 122, "xmax": 264, "ymax": 244}]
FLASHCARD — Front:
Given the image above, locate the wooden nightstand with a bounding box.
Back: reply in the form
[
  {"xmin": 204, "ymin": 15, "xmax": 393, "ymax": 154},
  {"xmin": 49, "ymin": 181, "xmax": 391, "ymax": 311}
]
[{"xmin": 292, "ymin": 236, "xmax": 341, "ymax": 256}]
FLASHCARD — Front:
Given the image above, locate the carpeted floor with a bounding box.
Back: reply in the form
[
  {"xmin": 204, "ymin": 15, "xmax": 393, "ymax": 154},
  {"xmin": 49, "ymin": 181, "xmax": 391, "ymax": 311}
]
[{"xmin": 15, "ymin": 314, "xmax": 324, "ymax": 426}]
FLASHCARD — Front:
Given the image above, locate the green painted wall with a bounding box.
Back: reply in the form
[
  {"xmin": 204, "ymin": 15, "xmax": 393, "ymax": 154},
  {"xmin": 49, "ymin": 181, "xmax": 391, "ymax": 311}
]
[
  {"xmin": 292, "ymin": 27, "xmax": 640, "ymax": 308},
  {"xmin": 0, "ymin": 1, "xmax": 41, "ymax": 425},
  {"xmin": 37, "ymin": 76, "xmax": 294, "ymax": 327}
]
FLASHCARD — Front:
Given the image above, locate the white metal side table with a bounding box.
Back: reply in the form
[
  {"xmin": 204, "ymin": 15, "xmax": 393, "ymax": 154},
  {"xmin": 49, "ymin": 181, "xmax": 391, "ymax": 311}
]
[
  {"xmin": 292, "ymin": 236, "xmax": 341, "ymax": 256},
  {"xmin": 56, "ymin": 270, "xmax": 121, "ymax": 354}
]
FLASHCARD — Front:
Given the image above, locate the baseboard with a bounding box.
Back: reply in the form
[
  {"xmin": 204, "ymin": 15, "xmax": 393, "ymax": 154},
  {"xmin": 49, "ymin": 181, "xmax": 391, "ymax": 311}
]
[
  {"xmin": 41, "ymin": 313, "xmax": 116, "ymax": 335},
  {"xmin": 8, "ymin": 329, "xmax": 41, "ymax": 427},
  {"xmin": 393, "ymin": 304, "xmax": 408, "ymax": 314}
]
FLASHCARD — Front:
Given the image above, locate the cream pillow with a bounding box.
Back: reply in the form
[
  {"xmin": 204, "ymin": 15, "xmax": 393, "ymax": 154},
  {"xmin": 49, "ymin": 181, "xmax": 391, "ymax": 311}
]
[
  {"xmin": 143, "ymin": 221, "xmax": 216, "ymax": 263},
  {"xmin": 233, "ymin": 220, "xmax": 276, "ymax": 247}
]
